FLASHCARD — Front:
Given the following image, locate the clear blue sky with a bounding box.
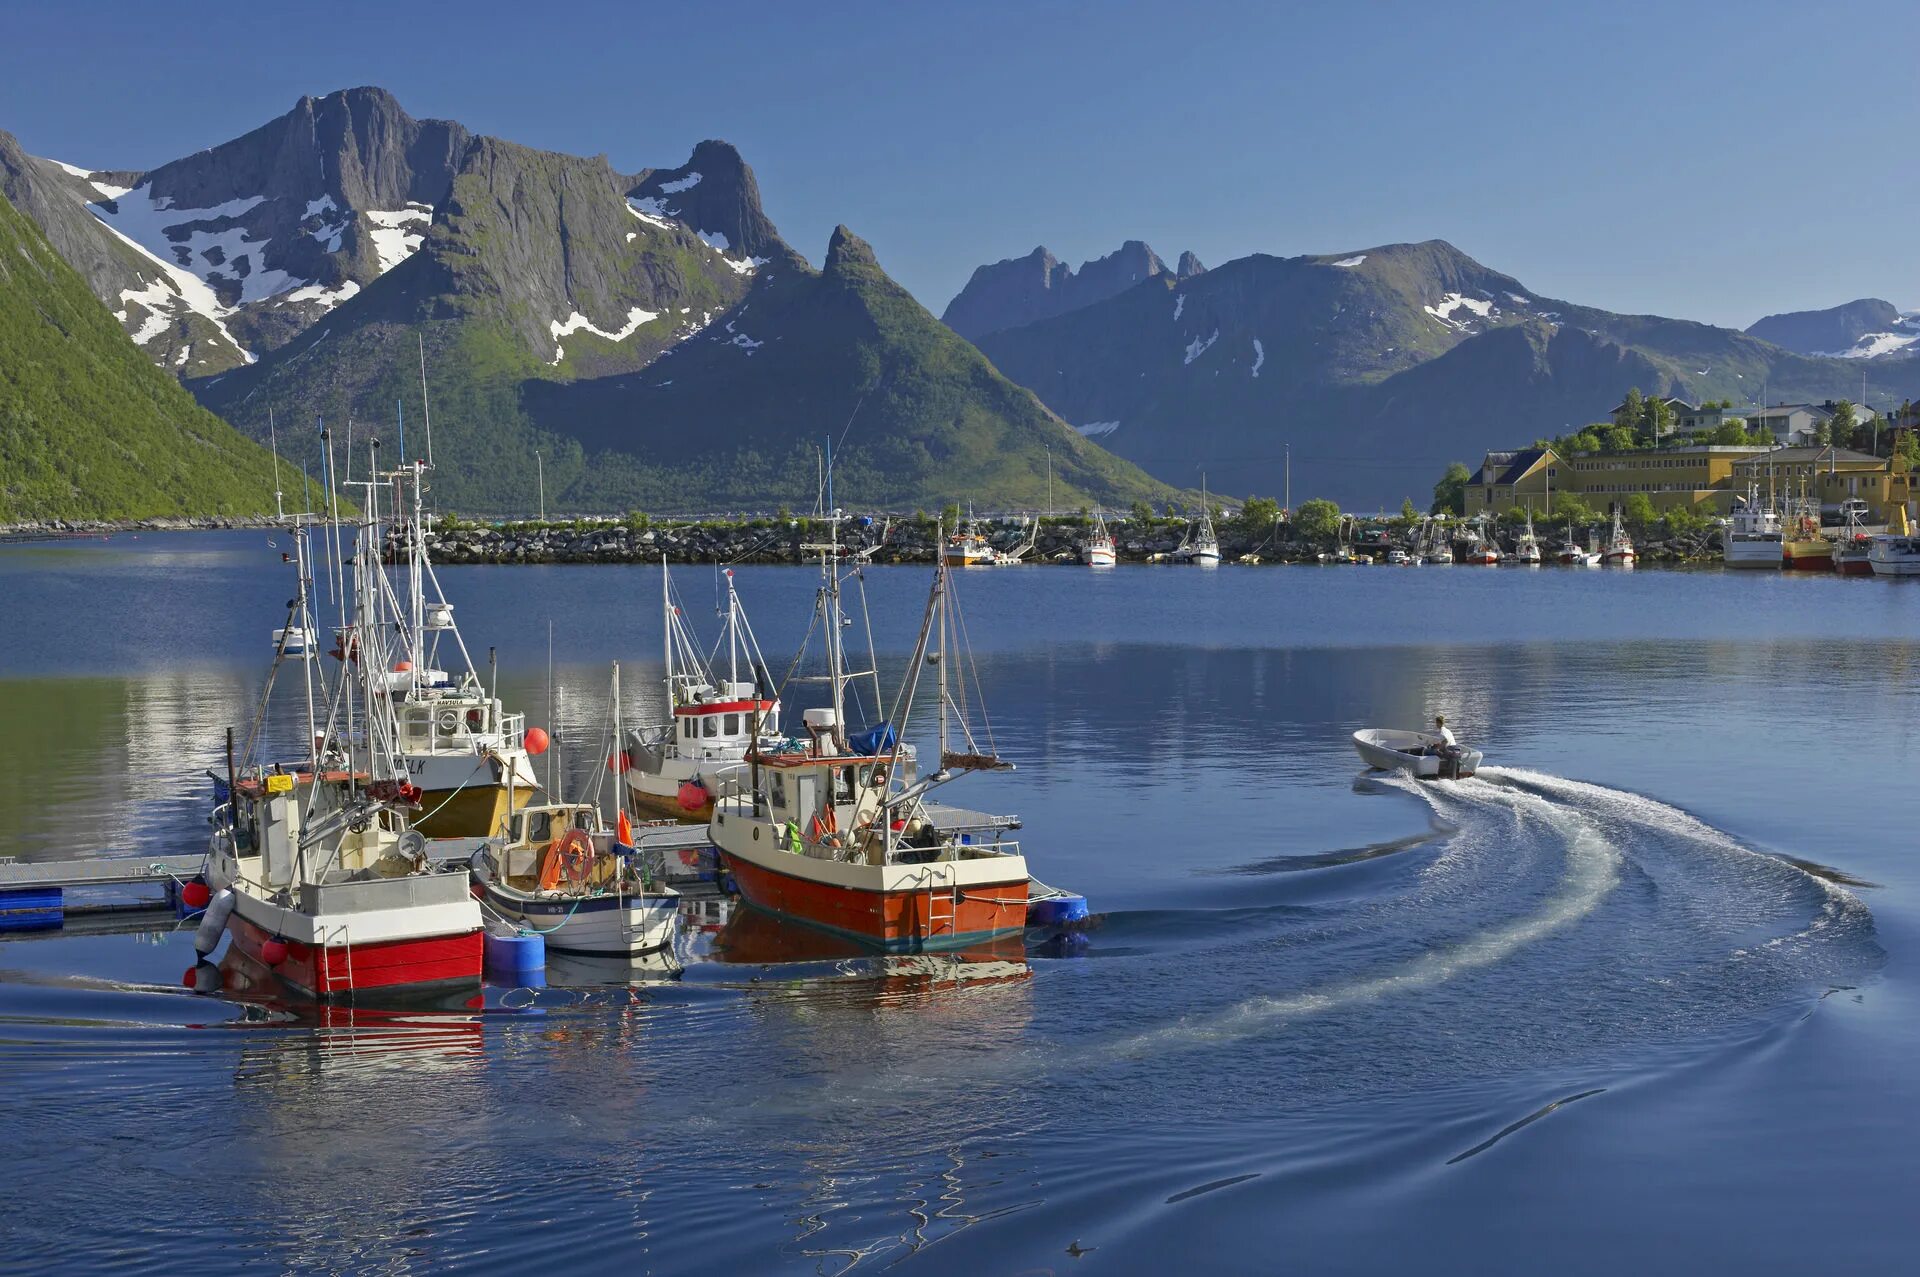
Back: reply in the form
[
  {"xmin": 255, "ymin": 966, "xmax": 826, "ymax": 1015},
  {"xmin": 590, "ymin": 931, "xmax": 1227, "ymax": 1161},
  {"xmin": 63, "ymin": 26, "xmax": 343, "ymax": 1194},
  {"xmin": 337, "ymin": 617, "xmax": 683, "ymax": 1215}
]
[{"xmin": 3, "ymin": 0, "xmax": 1913, "ymax": 327}]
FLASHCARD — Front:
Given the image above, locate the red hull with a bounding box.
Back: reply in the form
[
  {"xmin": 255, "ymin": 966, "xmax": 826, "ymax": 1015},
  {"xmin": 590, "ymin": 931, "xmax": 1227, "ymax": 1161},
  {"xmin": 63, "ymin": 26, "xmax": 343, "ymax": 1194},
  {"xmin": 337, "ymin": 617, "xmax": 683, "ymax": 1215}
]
[
  {"xmin": 230, "ymin": 913, "xmax": 482, "ymax": 1000},
  {"xmin": 1835, "ymin": 556, "xmax": 1873, "ymax": 576},
  {"xmin": 1784, "ymin": 555, "xmax": 1833, "ymax": 571},
  {"xmin": 720, "ymin": 851, "xmax": 1027, "ymax": 951}
]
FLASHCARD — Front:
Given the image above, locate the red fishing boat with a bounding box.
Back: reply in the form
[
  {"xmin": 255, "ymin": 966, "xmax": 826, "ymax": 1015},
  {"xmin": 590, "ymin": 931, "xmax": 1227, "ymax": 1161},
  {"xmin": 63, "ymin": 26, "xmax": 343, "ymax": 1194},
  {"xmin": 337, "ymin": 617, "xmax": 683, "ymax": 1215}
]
[{"xmin": 712, "ymin": 511, "xmax": 1033, "ymax": 952}]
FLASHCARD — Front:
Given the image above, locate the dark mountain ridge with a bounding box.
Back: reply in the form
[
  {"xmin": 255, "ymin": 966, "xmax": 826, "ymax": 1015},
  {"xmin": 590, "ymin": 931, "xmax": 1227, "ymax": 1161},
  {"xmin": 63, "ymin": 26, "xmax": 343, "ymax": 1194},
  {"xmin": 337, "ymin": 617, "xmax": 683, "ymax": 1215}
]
[{"xmin": 941, "ymin": 239, "xmax": 1203, "ymax": 341}]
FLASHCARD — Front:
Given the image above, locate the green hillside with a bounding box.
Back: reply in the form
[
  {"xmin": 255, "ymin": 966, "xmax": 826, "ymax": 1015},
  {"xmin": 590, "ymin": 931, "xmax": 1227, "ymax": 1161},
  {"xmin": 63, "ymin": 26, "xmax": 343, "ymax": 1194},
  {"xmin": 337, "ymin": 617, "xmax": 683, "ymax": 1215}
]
[{"xmin": 0, "ymin": 189, "xmax": 287, "ymax": 522}]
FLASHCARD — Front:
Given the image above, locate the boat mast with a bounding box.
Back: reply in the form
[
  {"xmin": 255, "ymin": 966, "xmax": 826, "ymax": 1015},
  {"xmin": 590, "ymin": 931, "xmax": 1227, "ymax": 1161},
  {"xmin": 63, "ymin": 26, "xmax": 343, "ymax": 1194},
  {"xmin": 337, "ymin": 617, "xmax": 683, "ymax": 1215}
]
[
  {"xmin": 826, "ymin": 440, "xmax": 847, "ymax": 750},
  {"xmin": 661, "ymin": 556, "xmax": 674, "ymax": 707}
]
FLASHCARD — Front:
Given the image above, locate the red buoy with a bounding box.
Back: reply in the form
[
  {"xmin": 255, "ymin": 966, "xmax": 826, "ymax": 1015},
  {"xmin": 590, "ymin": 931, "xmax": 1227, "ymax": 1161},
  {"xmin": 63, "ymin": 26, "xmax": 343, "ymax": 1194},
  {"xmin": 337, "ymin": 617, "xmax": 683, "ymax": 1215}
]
[
  {"xmin": 180, "ymin": 880, "xmax": 212, "ymax": 910},
  {"xmin": 182, "ymin": 967, "xmax": 199, "ymax": 989},
  {"xmin": 261, "ymin": 937, "xmax": 290, "ymax": 967},
  {"xmin": 607, "ymin": 750, "xmax": 631, "ymax": 774},
  {"xmin": 393, "ymin": 660, "xmax": 413, "ymax": 672},
  {"xmin": 677, "ymin": 779, "xmax": 709, "ymax": 812},
  {"xmin": 524, "ymin": 727, "xmax": 550, "ymax": 756}
]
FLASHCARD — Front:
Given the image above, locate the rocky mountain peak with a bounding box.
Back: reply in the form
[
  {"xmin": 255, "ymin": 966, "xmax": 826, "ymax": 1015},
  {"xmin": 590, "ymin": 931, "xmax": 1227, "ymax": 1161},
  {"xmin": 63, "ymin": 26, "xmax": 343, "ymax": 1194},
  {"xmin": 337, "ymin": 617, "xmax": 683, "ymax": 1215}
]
[
  {"xmin": 942, "ymin": 238, "xmax": 1185, "ymax": 341},
  {"xmin": 1177, "ymin": 251, "xmax": 1206, "ymax": 278},
  {"xmin": 825, "ymin": 224, "xmax": 879, "ymax": 274}
]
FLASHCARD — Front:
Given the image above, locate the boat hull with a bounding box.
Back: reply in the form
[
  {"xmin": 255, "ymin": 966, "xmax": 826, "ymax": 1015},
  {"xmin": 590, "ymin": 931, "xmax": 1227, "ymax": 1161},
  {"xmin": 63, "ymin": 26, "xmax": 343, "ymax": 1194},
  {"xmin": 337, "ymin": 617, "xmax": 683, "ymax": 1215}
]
[
  {"xmin": 228, "ymin": 907, "xmax": 482, "ymax": 1001},
  {"xmin": 717, "ymin": 846, "xmax": 1028, "ymax": 952},
  {"xmin": 1083, "ymin": 546, "xmax": 1116, "ymax": 567},
  {"xmin": 479, "ymin": 883, "xmax": 677, "ymax": 956},
  {"xmin": 1352, "ymin": 729, "xmax": 1482, "ymax": 779},
  {"xmin": 1783, "ymin": 541, "xmax": 1833, "ymax": 571}
]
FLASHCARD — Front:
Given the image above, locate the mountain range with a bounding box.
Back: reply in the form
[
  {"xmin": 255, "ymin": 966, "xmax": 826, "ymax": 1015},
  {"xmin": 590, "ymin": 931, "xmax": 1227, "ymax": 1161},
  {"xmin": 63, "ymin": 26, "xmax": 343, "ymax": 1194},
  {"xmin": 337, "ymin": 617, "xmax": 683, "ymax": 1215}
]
[
  {"xmin": 1, "ymin": 88, "xmax": 1170, "ymax": 515},
  {"xmin": 9, "ymin": 85, "xmax": 1920, "ymax": 518},
  {"xmin": 942, "ymin": 241, "xmax": 1205, "ymax": 342},
  {"xmin": 1743, "ymin": 298, "xmax": 1920, "ymax": 361},
  {"xmin": 955, "ymin": 240, "xmax": 1920, "ymax": 508}
]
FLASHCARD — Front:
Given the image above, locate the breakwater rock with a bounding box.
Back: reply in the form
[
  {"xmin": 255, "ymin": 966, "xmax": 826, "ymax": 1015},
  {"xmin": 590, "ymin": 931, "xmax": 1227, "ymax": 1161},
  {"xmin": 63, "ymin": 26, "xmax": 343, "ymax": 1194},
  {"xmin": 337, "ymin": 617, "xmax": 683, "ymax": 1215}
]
[{"xmin": 396, "ymin": 517, "xmax": 1726, "ymax": 566}]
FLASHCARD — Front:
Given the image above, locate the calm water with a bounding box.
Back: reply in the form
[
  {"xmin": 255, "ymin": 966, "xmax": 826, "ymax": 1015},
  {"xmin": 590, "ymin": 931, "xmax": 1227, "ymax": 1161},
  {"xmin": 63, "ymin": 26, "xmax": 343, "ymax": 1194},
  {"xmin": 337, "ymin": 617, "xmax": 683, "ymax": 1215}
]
[{"xmin": 3, "ymin": 532, "xmax": 1918, "ymax": 1274}]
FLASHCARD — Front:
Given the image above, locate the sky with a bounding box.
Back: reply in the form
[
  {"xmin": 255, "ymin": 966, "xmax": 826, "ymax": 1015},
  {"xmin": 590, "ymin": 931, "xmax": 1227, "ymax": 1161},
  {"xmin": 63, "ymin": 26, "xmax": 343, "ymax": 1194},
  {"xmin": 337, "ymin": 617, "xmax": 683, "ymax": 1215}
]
[{"xmin": 2, "ymin": 0, "xmax": 1914, "ymax": 328}]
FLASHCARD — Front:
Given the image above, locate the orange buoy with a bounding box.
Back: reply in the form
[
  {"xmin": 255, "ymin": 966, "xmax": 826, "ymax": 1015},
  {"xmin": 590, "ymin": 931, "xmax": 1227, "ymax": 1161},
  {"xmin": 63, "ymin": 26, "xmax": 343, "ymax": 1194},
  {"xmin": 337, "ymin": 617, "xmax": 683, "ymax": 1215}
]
[{"xmin": 524, "ymin": 727, "xmax": 550, "ymax": 755}]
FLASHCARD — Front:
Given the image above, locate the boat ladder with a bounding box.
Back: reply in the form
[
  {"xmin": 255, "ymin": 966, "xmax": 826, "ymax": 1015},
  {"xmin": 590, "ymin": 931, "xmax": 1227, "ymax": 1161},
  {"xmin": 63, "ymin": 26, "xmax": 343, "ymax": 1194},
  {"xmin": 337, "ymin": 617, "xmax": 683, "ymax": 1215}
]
[{"xmin": 923, "ymin": 868, "xmax": 957, "ymax": 942}]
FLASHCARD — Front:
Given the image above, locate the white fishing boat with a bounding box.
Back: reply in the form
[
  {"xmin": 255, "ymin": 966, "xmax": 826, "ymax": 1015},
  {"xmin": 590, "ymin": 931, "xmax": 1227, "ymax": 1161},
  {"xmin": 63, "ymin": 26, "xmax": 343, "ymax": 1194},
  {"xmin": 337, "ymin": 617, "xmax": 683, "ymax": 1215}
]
[
  {"xmin": 1723, "ymin": 486, "xmax": 1784, "ymax": 568},
  {"xmin": 1869, "ymin": 506, "xmax": 1920, "ymax": 576},
  {"xmin": 1174, "ymin": 476, "xmax": 1222, "ymax": 566},
  {"xmin": 623, "ymin": 562, "xmax": 780, "ymax": 821},
  {"xmin": 471, "ymin": 803, "xmax": 677, "ymax": 957},
  {"xmin": 199, "ymin": 472, "xmax": 482, "ymax": 1001},
  {"xmin": 1385, "ymin": 548, "xmax": 1412, "ymax": 565},
  {"xmin": 1513, "ymin": 511, "xmax": 1542, "ymax": 564},
  {"xmin": 1602, "ymin": 511, "xmax": 1636, "ymax": 564},
  {"xmin": 1352, "ymin": 728, "xmax": 1483, "ymax": 780},
  {"xmin": 1082, "ymin": 509, "xmax": 1117, "ymax": 567}
]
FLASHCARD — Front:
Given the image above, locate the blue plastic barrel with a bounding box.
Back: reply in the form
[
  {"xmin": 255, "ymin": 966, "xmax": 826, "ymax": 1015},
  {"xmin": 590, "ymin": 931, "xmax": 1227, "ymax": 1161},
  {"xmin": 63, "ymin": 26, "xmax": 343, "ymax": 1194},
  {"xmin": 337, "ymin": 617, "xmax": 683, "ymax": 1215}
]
[
  {"xmin": 1027, "ymin": 893, "xmax": 1090, "ymax": 927},
  {"xmin": 483, "ymin": 929, "xmax": 546, "ymax": 978}
]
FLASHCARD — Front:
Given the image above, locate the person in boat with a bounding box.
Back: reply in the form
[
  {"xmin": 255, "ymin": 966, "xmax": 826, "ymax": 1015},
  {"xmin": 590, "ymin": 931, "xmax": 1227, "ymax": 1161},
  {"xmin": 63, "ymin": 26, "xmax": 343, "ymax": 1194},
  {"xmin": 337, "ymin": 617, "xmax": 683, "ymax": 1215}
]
[{"xmin": 1428, "ymin": 715, "xmax": 1461, "ymax": 761}]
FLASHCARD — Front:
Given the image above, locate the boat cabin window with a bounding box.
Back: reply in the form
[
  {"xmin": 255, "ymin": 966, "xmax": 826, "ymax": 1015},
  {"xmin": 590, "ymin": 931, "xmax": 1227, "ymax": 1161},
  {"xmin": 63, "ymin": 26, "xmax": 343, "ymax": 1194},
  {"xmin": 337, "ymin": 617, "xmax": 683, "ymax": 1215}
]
[
  {"xmin": 466, "ymin": 707, "xmax": 487, "ymax": 733},
  {"xmin": 703, "ymin": 716, "xmax": 720, "ymax": 739},
  {"xmin": 681, "ymin": 719, "xmax": 694, "ymax": 741},
  {"xmin": 769, "ymin": 772, "xmax": 787, "ymax": 810},
  {"xmin": 526, "ymin": 811, "xmax": 554, "ymax": 844},
  {"xmin": 572, "ymin": 810, "xmax": 594, "ymax": 832},
  {"xmin": 725, "ymin": 713, "xmax": 741, "ymax": 735},
  {"xmin": 831, "ymin": 766, "xmax": 855, "ymax": 804}
]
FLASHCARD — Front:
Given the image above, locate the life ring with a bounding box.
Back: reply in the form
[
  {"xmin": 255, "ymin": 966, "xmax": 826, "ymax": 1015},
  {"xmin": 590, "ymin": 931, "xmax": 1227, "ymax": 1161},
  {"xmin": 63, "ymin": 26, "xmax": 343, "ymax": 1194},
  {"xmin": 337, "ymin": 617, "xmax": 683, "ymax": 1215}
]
[
  {"xmin": 436, "ymin": 710, "xmax": 461, "ymax": 734},
  {"xmin": 538, "ymin": 828, "xmax": 595, "ymax": 892},
  {"xmin": 867, "ymin": 764, "xmax": 890, "ymax": 788}
]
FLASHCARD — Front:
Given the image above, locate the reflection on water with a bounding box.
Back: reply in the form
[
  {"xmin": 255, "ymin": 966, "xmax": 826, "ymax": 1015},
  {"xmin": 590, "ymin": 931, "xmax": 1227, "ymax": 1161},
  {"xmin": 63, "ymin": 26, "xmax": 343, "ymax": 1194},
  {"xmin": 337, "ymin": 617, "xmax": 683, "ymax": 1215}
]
[{"xmin": 4, "ymin": 539, "xmax": 1919, "ymax": 1272}]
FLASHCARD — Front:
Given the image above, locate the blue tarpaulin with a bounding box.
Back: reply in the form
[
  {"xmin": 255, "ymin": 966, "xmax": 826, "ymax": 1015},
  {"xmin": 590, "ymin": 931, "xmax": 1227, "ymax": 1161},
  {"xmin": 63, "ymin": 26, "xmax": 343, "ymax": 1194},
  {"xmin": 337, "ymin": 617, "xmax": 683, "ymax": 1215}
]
[{"xmin": 849, "ymin": 722, "xmax": 897, "ymax": 756}]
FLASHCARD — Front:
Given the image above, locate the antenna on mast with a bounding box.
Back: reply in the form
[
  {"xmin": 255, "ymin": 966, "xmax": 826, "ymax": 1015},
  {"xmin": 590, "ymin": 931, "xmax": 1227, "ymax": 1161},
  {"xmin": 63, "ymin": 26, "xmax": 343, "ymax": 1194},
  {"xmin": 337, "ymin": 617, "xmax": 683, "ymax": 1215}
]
[
  {"xmin": 417, "ymin": 332, "xmax": 435, "ymax": 468},
  {"xmin": 268, "ymin": 407, "xmax": 284, "ymax": 521}
]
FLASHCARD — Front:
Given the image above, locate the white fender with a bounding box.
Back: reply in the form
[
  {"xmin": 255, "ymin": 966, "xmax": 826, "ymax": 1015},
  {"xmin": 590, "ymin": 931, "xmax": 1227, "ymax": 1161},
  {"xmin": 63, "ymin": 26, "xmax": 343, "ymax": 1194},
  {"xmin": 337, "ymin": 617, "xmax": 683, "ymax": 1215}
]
[{"xmin": 194, "ymin": 888, "xmax": 236, "ymax": 957}]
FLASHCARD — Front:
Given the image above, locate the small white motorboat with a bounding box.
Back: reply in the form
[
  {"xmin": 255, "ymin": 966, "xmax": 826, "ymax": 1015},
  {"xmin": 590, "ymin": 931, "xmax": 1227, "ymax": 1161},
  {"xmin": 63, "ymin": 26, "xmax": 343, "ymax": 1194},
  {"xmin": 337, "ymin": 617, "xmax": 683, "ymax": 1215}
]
[{"xmin": 1352, "ymin": 728, "xmax": 1483, "ymax": 779}]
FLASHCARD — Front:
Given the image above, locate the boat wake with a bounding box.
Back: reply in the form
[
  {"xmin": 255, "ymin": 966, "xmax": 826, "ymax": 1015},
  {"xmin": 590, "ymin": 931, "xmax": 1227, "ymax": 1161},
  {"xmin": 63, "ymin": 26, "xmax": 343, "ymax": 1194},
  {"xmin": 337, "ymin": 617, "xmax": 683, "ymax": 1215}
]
[{"xmin": 1101, "ymin": 764, "xmax": 1878, "ymax": 1069}]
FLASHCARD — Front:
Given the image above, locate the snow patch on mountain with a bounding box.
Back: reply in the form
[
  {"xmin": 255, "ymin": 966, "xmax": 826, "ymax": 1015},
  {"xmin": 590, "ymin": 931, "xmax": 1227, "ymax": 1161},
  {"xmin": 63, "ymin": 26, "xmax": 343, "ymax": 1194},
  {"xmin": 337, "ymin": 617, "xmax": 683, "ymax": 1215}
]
[
  {"xmin": 304, "ymin": 195, "xmax": 338, "ymax": 218},
  {"xmin": 49, "ymin": 159, "xmax": 92, "ymax": 178},
  {"xmin": 548, "ymin": 306, "xmax": 661, "ymax": 363},
  {"xmin": 83, "ymin": 189, "xmax": 254, "ymax": 360},
  {"xmin": 282, "ymin": 280, "xmax": 362, "ymax": 308},
  {"xmin": 365, "ymin": 205, "xmax": 431, "ymax": 274},
  {"xmin": 697, "ymin": 229, "xmax": 730, "ymax": 253},
  {"xmin": 1425, "ymin": 292, "xmax": 1497, "ymax": 330},
  {"xmin": 658, "ymin": 172, "xmax": 702, "ymax": 194},
  {"xmin": 1076, "ymin": 420, "xmax": 1121, "ymax": 438},
  {"xmin": 1817, "ymin": 331, "xmax": 1920, "ymax": 359},
  {"xmin": 1251, "ymin": 338, "xmax": 1265, "ymax": 377},
  {"xmin": 626, "ymin": 197, "xmax": 673, "ymax": 228},
  {"xmin": 1173, "ymin": 293, "xmax": 1186, "ymax": 322},
  {"xmin": 1331, "ymin": 255, "xmax": 1366, "ymax": 268},
  {"xmin": 1184, "ymin": 329, "xmax": 1219, "ymax": 365},
  {"xmin": 114, "ymin": 274, "xmax": 178, "ymax": 346}
]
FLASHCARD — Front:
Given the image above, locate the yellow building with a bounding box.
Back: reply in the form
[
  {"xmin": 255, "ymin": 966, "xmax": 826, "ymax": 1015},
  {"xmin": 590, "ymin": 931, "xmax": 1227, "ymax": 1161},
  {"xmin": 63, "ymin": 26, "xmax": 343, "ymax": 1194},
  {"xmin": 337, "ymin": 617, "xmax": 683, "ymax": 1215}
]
[
  {"xmin": 1469, "ymin": 442, "xmax": 1914, "ymax": 520},
  {"xmin": 1468, "ymin": 445, "xmax": 1773, "ymax": 517},
  {"xmin": 1728, "ymin": 446, "xmax": 1913, "ymax": 522}
]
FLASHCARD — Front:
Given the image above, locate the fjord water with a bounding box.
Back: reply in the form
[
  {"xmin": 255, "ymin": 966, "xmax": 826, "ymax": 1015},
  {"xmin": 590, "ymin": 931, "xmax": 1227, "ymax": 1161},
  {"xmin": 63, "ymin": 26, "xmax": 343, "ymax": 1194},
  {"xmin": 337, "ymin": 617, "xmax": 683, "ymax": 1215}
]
[{"xmin": 3, "ymin": 533, "xmax": 1918, "ymax": 1274}]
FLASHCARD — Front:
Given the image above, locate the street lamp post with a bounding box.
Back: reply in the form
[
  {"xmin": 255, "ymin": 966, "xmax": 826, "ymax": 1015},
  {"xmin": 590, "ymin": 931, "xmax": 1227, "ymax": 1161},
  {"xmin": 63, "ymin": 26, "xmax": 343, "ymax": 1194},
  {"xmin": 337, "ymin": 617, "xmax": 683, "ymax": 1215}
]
[{"xmin": 534, "ymin": 450, "xmax": 545, "ymax": 521}]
